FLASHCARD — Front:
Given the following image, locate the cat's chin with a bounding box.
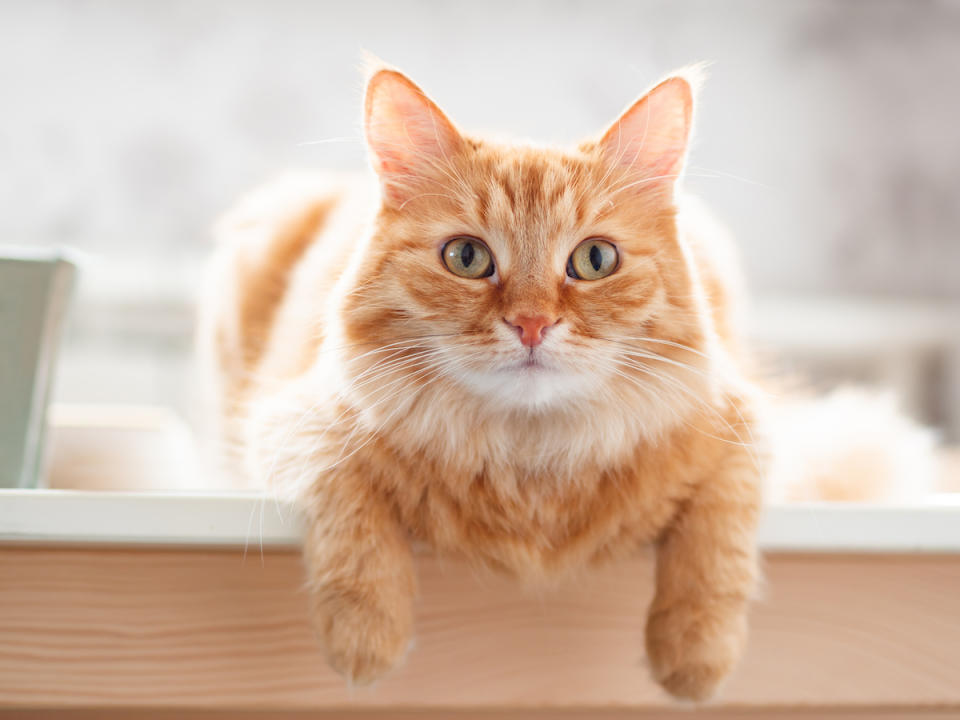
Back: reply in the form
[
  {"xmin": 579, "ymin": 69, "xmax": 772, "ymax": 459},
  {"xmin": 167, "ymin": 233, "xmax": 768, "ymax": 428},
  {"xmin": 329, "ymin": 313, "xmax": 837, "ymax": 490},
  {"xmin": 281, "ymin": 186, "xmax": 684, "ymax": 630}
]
[{"xmin": 454, "ymin": 364, "xmax": 601, "ymax": 413}]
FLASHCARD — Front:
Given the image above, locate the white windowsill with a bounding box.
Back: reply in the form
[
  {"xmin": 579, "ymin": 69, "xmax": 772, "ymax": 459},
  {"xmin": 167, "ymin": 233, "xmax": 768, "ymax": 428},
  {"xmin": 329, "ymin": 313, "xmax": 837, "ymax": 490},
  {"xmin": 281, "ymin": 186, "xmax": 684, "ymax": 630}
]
[{"xmin": 2, "ymin": 488, "xmax": 960, "ymax": 552}]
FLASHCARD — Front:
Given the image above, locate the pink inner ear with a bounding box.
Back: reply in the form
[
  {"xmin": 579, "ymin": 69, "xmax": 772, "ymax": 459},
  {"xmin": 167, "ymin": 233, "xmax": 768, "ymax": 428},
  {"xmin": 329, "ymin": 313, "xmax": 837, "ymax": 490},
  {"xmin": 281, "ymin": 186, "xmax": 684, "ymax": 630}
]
[
  {"xmin": 364, "ymin": 70, "xmax": 462, "ymax": 204},
  {"xmin": 601, "ymin": 77, "xmax": 693, "ymax": 183},
  {"xmin": 372, "ymin": 149, "xmax": 411, "ymax": 178}
]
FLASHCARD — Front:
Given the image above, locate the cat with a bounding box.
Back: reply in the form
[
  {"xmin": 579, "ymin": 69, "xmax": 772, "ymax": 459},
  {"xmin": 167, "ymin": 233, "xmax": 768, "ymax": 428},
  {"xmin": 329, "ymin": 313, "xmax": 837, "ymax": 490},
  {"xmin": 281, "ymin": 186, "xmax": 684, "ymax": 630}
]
[{"xmin": 198, "ymin": 60, "xmax": 768, "ymax": 702}]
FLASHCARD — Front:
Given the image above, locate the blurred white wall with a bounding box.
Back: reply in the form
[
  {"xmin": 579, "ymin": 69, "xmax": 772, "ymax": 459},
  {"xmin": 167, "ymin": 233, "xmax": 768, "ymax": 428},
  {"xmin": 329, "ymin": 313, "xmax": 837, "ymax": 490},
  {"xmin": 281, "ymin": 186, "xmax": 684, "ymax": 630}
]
[
  {"xmin": 4, "ymin": 0, "xmax": 959, "ymax": 297},
  {"xmin": 2, "ymin": 1, "xmax": 959, "ymax": 427}
]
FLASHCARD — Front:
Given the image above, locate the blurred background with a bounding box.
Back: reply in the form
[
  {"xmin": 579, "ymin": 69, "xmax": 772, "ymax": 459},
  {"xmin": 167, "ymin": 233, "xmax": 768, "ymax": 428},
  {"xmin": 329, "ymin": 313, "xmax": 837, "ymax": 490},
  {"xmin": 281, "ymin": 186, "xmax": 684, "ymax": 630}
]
[{"xmin": 2, "ymin": 0, "xmax": 959, "ymax": 440}]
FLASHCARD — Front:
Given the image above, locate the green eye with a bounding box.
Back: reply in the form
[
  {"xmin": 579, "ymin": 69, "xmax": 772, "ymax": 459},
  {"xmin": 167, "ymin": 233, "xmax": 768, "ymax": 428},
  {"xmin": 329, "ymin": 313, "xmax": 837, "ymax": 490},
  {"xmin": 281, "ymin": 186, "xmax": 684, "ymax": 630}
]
[
  {"xmin": 567, "ymin": 238, "xmax": 619, "ymax": 280},
  {"xmin": 442, "ymin": 236, "xmax": 495, "ymax": 279}
]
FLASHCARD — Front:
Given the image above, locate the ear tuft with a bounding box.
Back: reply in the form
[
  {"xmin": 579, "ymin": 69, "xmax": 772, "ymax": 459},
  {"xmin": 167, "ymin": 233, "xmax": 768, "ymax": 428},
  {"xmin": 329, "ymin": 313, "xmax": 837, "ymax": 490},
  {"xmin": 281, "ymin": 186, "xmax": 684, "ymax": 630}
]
[
  {"xmin": 598, "ymin": 67, "xmax": 704, "ymax": 192},
  {"xmin": 363, "ymin": 65, "xmax": 462, "ymax": 208},
  {"xmin": 359, "ymin": 50, "xmax": 392, "ymax": 85}
]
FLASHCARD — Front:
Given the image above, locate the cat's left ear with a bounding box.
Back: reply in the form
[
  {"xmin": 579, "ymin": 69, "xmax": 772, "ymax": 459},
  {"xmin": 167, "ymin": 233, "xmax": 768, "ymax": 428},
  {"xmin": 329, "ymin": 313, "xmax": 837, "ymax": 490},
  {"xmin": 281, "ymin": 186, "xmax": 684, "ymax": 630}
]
[
  {"xmin": 364, "ymin": 65, "xmax": 464, "ymax": 207},
  {"xmin": 597, "ymin": 72, "xmax": 697, "ymax": 193}
]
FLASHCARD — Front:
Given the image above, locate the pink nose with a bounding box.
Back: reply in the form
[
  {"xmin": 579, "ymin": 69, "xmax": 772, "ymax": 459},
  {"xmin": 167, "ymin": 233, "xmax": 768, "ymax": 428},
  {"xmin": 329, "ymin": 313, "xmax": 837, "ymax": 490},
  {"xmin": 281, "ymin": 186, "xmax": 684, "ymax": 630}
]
[{"xmin": 505, "ymin": 314, "xmax": 558, "ymax": 347}]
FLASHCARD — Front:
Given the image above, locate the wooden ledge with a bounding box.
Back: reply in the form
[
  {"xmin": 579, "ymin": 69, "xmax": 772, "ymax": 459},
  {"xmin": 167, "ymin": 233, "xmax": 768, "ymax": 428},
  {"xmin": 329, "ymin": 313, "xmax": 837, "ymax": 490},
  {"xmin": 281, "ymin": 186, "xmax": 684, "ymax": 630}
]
[
  {"xmin": 1, "ymin": 546, "xmax": 958, "ymax": 716},
  {"xmin": 4, "ymin": 710, "xmax": 960, "ymax": 720}
]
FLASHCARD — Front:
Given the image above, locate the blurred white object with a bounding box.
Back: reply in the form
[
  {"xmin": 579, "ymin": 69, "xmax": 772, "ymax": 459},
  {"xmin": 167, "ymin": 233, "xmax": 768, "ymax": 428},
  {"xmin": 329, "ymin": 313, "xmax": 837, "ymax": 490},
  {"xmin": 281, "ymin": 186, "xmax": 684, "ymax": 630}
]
[
  {"xmin": 47, "ymin": 404, "xmax": 199, "ymax": 491},
  {"xmin": 749, "ymin": 294, "xmax": 960, "ymax": 441},
  {"xmin": 766, "ymin": 387, "xmax": 938, "ymax": 503}
]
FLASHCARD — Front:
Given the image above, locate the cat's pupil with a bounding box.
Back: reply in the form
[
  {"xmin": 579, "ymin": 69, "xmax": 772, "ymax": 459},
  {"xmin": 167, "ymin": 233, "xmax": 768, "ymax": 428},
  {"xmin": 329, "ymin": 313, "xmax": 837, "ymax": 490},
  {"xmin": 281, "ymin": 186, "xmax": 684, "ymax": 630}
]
[
  {"xmin": 461, "ymin": 242, "xmax": 475, "ymax": 268},
  {"xmin": 589, "ymin": 244, "xmax": 602, "ymax": 272}
]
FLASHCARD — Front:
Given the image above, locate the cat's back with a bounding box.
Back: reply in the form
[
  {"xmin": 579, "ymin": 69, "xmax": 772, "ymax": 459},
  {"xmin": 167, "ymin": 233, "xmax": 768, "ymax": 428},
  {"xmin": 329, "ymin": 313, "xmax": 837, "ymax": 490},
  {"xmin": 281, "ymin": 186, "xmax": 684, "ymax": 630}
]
[{"xmin": 197, "ymin": 171, "xmax": 372, "ymax": 480}]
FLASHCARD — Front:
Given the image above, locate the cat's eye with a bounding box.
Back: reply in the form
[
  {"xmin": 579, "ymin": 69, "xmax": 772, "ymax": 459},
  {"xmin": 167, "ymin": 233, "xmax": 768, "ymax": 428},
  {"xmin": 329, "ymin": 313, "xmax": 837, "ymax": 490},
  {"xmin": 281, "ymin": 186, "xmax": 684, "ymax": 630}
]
[
  {"xmin": 567, "ymin": 238, "xmax": 619, "ymax": 280},
  {"xmin": 442, "ymin": 236, "xmax": 495, "ymax": 279}
]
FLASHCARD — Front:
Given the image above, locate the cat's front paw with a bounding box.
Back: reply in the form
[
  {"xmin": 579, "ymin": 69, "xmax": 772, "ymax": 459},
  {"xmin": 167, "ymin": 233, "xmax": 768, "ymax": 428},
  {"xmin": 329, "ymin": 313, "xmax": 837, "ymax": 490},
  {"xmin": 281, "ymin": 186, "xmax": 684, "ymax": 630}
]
[
  {"xmin": 315, "ymin": 596, "xmax": 413, "ymax": 686},
  {"xmin": 645, "ymin": 602, "xmax": 746, "ymax": 702}
]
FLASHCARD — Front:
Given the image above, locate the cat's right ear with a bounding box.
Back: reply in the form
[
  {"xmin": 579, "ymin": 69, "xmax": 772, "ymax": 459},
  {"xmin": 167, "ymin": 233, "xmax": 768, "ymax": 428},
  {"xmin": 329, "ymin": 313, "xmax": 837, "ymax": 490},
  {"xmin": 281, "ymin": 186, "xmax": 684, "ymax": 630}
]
[
  {"xmin": 363, "ymin": 66, "xmax": 463, "ymax": 208},
  {"xmin": 595, "ymin": 71, "xmax": 699, "ymax": 196}
]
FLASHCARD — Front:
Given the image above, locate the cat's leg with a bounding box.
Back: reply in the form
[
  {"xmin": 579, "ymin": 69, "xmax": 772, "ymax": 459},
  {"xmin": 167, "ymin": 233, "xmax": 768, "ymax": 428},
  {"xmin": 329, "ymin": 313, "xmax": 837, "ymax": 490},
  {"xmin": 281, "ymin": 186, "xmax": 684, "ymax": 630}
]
[
  {"xmin": 246, "ymin": 388, "xmax": 416, "ymax": 685},
  {"xmin": 645, "ymin": 443, "xmax": 762, "ymax": 701},
  {"xmin": 300, "ymin": 474, "xmax": 416, "ymax": 685}
]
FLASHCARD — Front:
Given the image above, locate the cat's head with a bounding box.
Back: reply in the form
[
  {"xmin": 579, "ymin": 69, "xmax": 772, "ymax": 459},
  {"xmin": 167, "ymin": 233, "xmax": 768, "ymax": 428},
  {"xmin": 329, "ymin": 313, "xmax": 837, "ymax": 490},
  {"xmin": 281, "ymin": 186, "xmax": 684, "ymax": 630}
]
[{"xmin": 339, "ymin": 63, "xmax": 717, "ymax": 416}]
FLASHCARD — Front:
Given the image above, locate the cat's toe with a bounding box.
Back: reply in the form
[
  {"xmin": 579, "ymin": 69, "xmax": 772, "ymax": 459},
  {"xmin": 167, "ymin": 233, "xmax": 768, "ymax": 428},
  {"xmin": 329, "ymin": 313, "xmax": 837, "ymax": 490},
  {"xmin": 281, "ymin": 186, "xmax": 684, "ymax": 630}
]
[
  {"xmin": 656, "ymin": 660, "xmax": 729, "ymax": 702},
  {"xmin": 318, "ymin": 600, "xmax": 413, "ymax": 686},
  {"xmin": 645, "ymin": 604, "xmax": 745, "ymax": 701}
]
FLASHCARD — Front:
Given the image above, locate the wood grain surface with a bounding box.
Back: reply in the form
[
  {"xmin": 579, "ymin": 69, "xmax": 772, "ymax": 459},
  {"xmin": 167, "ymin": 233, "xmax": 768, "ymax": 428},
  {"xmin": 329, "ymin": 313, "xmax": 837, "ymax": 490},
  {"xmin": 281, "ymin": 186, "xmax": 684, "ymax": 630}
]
[
  {"xmin": 1, "ymin": 547, "xmax": 958, "ymax": 715},
  {"xmin": 2, "ymin": 710, "xmax": 960, "ymax": 720}
]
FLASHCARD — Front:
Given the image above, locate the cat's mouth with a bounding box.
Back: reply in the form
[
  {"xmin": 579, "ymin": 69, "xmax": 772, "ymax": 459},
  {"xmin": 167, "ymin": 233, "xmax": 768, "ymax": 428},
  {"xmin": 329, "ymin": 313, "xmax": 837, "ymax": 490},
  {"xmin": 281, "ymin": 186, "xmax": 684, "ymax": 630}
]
[
  {"xmin": 521, "ymin": 353, "xmax": 542, "ymax": 369},
  {"xmin": 452, "ymin": 346, "xmax": 597, "ymax": 409},
  {"xmin": 507, "ymin": 350, "xmax": 550, "ymax": 372}
]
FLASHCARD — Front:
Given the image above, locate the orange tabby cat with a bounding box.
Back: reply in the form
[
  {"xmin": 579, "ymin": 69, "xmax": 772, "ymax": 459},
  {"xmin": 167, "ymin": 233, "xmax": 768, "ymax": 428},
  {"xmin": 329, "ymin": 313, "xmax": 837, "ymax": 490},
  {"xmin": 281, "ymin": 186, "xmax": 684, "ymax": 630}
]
[{"xmin": 200, "ymin": 62, "xmax": 765, "ymax": 701}]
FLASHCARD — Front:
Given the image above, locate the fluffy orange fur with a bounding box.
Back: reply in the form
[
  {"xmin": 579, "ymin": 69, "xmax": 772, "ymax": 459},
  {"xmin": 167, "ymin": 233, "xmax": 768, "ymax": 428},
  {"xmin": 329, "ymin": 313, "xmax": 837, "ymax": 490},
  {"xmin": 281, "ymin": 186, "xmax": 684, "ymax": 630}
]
[{"xmin": 199, "ymin": 63, "xmax": 765, "ymax": 701}]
